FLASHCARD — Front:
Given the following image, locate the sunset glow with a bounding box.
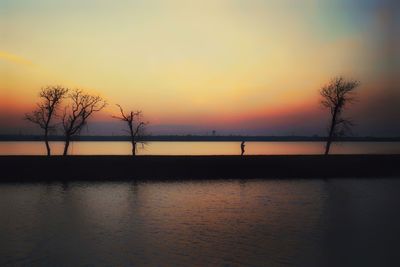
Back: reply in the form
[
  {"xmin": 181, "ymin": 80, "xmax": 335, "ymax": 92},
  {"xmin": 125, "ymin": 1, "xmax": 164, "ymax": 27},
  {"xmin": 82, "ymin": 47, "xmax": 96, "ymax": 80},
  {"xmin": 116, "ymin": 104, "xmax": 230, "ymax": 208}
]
[{"xmin": 1, "ymin": 0, "xmax": 399, "ymax": 135}]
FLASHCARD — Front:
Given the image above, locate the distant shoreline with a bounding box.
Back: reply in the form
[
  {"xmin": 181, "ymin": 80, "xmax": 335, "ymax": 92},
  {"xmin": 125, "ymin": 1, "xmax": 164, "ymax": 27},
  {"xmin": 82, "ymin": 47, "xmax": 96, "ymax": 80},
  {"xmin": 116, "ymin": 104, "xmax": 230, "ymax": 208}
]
[
  {"xmin": 1, "ymin": 155, "xmax": 399, "ymax": 181},
  {"xmin": 1, "ymin": 135, "xmax": 399, "ymax": 142}
]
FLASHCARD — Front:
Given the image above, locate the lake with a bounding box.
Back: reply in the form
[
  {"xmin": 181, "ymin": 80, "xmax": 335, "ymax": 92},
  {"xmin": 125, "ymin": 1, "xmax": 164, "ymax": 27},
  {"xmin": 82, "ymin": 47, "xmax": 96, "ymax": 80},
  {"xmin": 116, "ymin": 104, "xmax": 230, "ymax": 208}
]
[
  {"xmin": 1, "ymin": 141, "xmax": 400, "ymax": 155},
  {"xmin": 1, "ymin": 179, "xmax": 399, "ymax": 266}
]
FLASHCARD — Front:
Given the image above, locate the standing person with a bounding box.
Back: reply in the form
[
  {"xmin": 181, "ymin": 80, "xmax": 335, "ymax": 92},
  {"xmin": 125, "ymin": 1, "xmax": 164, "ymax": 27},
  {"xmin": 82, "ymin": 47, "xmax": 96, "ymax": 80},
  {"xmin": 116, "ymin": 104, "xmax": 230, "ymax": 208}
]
[{"xmin": 241, "ymin": 141, "xmax": 246, "ymax": 156}]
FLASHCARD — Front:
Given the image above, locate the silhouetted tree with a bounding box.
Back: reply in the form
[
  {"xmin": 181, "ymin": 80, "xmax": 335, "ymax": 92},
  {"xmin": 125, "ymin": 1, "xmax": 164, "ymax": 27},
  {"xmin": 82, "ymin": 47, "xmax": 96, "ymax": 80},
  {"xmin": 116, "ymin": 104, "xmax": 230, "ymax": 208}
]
[
  {"xmin": 62, "ymin": 89, "xmax": 106, "ymax": 155},
  {"xmin": 25, "ymin": 86, "xmax": 69, "ymax": 156},
  {"xmin": 112, "ymin": 104, "xmax": 147, "ymax": 156},
  {"xmin": 320, "ymin": 76, "xmax": 359, "ymax": 155}
]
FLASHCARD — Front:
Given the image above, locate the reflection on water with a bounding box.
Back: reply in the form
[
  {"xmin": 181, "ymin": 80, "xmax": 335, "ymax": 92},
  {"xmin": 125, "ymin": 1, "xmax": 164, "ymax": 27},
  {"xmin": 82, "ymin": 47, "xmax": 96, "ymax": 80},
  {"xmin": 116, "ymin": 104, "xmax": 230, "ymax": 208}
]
[
  {"xmin": 1, "ymin": 141, "xmax": 400, "ymax": 155},
  {"xmin": 1, "ymin": 179, "xmax": 400, "ymax": 266}
]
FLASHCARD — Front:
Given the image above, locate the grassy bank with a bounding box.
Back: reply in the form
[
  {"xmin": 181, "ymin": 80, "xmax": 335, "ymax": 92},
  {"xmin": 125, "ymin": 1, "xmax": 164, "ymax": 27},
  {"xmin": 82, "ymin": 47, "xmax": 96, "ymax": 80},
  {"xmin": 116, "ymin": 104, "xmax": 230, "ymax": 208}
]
[{"xmin": 1, "ymin": 155, "xmax": 399, "ymax": 181}]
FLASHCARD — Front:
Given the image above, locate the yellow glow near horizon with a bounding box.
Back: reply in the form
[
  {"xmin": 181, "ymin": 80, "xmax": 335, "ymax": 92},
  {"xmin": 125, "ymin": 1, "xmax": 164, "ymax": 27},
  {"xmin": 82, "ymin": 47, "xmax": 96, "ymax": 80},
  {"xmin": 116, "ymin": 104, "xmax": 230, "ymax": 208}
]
[{"xmin": 1, "ymin": 0, "xmax": 397, "ymax": 133}]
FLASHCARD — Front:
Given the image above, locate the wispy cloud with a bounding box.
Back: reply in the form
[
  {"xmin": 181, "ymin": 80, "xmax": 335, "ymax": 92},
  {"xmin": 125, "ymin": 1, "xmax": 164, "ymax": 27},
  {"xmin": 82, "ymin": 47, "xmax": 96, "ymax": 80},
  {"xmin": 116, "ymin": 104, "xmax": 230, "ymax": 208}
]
[{"xmin": 0, "ymin": 51, "xmax": 35, "ymax": 67}]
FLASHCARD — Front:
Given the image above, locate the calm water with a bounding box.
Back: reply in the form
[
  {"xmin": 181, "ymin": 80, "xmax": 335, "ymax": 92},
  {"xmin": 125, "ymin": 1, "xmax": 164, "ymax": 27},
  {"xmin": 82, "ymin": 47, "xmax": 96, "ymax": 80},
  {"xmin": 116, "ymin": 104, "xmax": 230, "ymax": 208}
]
[
  {"xmin": 1, "ymin": 141, "xmax": 400, "ymax": 155},
  {"xmin": 1, "ymin": 179, "xmax": 400, "ymax": 266}
]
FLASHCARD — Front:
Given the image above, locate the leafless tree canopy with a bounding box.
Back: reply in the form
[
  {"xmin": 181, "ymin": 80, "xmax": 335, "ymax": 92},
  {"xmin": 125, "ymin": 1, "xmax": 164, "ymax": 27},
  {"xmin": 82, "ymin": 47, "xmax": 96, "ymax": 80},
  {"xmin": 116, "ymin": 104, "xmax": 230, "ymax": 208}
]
[
  {"xmin": 320, "ymin": 76, "xmax": 359, "ymax": 155},
  {"xmin": 62, "ymin": 89, "xmax": 107, "ymax": 155},
  {"xmin": 321, "ymin": 77, "xmax": 358, "ymax": 114},
  {"xmin": 113, "ymin": 104, "xmax": 147, "ymax": 156},
  {"xmin": 25, "ymin": 85, "xmax": 69, "ymax": 156}
]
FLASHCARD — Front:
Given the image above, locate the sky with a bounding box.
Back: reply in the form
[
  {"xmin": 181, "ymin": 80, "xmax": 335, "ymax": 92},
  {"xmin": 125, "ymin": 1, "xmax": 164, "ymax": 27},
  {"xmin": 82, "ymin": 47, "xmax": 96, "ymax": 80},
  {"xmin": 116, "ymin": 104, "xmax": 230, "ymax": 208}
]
[{"xmin": 1, "ymin": 0, "xmax": 399, "ymax": 136}]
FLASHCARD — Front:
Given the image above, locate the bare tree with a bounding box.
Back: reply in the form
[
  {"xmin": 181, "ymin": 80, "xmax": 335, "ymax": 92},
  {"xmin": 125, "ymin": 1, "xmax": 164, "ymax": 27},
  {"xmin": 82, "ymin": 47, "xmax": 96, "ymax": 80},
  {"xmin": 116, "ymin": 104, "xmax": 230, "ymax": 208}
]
[
  {"xmin": 112, "ymin": 104, "xmax": 147, "ymax": 156},
  {"xmin": 25, "ymin": 86, "xmax": 69, "ymax": 156},
  {"xmin": 62, "ymin": 89, "xmax": 107, "ymax": 156},
  {"xmin": 320, "ymin": 76, "xmax": 359, "ymax": 155}
]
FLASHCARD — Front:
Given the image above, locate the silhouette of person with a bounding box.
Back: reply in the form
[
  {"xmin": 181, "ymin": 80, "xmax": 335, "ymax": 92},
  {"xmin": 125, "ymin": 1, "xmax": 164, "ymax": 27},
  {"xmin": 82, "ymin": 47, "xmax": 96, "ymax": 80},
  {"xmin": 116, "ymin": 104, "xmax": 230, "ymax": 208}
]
[{"xmin": 241, "ymin": 141, "xmax": 246, "ymax": 156}]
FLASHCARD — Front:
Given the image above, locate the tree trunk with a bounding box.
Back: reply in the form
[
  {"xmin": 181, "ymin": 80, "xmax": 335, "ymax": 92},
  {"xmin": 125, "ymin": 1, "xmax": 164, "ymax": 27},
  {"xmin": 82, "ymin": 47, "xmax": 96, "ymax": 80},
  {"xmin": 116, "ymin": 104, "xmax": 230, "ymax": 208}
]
[
  {"xmin": 324, "ymin": 137, "xmax": 332, "ymax": 156},
  {"xmin": 44, "ymin": 128, "xmax": 51, "ymax": 156},
  {"xmin": 63, "ymin": 136, "xmax": 70, "ymax": 156},
  {"xmin": 129, "ymin": 124, "xmax": 136, "ymax": 156},
  {"xmin": 325, "ymin": 107, "xmax": 338, "ymax": 155},
  {"xmin": 132, "ymin": 140, "xmax": 136, "ymax": 156}
]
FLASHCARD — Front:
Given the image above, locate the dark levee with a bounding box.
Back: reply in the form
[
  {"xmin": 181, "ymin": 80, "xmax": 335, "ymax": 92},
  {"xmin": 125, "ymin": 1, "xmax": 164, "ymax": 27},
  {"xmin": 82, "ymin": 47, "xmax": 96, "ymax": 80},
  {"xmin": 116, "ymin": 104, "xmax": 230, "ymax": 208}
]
[{"xmin": 0, "ymin": 155, "xmax": 400, "ymax": 181}]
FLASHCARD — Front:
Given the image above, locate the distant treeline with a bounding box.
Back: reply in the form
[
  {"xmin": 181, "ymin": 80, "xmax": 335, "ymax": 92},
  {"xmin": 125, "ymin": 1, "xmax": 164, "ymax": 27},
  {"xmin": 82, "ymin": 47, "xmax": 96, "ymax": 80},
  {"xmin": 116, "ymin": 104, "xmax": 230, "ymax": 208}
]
[{"xmin": 1, "ymin": 135, "xmax": 399, "ymax": 142}]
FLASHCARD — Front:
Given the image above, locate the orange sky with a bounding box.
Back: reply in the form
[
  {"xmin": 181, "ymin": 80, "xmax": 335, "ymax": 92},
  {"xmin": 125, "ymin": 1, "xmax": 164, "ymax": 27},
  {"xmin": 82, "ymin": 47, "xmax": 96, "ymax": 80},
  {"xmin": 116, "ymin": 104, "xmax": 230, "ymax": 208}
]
[{"xmin": 1, "ymin": 0, "xmax": 399, "ymax": 135}]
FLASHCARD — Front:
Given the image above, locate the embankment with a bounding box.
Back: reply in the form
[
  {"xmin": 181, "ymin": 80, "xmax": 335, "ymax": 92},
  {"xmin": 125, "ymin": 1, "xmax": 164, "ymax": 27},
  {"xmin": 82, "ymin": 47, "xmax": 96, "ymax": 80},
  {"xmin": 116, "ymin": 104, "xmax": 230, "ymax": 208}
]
[{"xmin": 1, "ymin": 155, "xmax": 399, "ymax": 181}]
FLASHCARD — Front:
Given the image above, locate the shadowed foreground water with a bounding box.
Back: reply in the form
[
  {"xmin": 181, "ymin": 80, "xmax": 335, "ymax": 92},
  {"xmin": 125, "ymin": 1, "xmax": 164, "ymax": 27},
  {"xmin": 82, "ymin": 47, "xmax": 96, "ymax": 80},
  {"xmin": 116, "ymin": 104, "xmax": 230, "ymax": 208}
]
[{"xmin": 1, "ymin": 179, "xmax": 400, "ymax": 267}]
